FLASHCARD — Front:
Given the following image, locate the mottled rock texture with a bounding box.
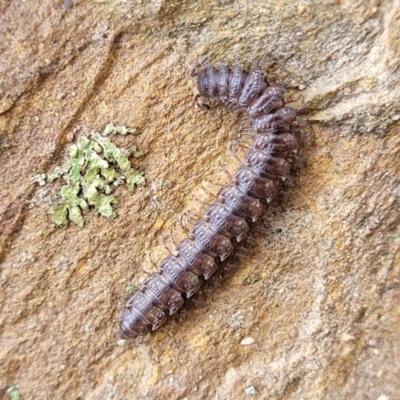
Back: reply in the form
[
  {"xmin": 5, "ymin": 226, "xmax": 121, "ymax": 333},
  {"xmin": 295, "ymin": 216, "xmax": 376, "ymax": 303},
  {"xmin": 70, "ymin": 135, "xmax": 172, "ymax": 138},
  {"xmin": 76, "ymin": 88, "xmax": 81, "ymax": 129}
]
[{"xmin": 1, "ymin": 0, "xmax": 399, "ymax": 399}]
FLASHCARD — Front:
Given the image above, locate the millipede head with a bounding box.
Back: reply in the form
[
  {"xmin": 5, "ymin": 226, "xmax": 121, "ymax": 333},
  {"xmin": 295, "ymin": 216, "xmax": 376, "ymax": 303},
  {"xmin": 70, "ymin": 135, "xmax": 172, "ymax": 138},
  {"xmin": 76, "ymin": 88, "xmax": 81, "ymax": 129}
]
[{"xmin": 196, "ymin": 65, "xmax": 214, "ymax": 100}]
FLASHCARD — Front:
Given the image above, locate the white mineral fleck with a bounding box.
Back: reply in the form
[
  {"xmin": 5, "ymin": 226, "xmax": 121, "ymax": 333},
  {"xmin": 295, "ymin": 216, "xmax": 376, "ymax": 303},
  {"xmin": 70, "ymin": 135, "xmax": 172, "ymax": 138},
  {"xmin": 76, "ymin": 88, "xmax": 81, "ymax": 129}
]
[{"xmin": 240, "ymin": 337, "xmax": 255, "ymax": 345}]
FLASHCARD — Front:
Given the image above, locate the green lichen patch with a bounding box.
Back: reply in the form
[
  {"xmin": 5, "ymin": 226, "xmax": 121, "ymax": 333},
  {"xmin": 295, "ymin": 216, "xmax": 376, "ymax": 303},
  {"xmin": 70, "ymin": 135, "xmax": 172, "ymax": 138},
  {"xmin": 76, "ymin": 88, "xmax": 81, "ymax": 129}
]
[
  {"xmin": 0, "ymin": 141, "xmax": 10, "ymax": 154},
  {"xmin": 103, "ymin": 123, "xmax": 138, "ymax": 136},
  {"xmin": 242, "ymin": 274, "xmax": 262, "ymax": 286},
  {"xmin": 33, "ymin": 125, "xmax": 145, "ymax": 228},
  {"xmin": 125, "ymin": 285, "xmax": 139, "ymax": 295},
  {"xmin": 5, "ymin": 385, "xmax": 21, "ymax": 400}
]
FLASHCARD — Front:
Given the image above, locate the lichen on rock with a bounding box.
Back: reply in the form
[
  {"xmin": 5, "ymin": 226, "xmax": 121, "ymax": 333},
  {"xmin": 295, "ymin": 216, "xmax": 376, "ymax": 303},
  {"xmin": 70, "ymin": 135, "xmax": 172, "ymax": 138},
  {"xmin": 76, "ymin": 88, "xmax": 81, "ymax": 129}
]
[
  {"xmin": 5, "ymin": 385, "xmax": 21, "ymax": 400},
  {"xmin": 33, "ymin": 125, "xmax": 145, "ymax": 228}
]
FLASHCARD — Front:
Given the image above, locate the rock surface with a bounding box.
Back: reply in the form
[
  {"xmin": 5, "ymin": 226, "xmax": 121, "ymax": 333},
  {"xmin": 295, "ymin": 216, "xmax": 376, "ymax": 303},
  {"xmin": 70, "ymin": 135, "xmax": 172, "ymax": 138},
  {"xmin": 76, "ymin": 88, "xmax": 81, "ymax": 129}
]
[{"xmin": 1, "ymin": 0, "xmax": 399, "ymax": 399}]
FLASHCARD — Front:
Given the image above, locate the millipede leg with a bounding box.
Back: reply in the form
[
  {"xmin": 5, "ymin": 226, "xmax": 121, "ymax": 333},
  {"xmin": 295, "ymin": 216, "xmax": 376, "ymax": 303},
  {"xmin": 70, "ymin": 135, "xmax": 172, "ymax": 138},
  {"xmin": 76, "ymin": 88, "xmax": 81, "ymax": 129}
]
[
  {"xmin": 205, "ymin": 180, "xmax": 225, "ymax": 188},
  {"xmin": 148, "ymin": 252, "xmax": 158, "ymax": 270},
  {"xmin": 162, "ymin": 235, "xmax": 175, "ymax": 255},
  {"xmin": 230, "ymin": 138, "xmax": 250, "ymax": 152},
  {"xmin": 183, "ymin": 209, "xmax": 204, "ymax": 223},
  {"xmin": 228, "ymin": 142, "xmax": 245, "ymax": 164},
  {"xmin": 189, "ymin": 55, "xmax": 209, "ymax": 77},
  {"xmin": 170, "ymin": 231, "xmax": 179, "ymax": 247},
  {"xmin": 218, "ymin": 162, "xmax": 233, "ymax": 179},
  {"xmin": 176, "ymin": 214, "xmax": 191, "ymax": 234},
  {"xmin": 137, "ymin": 265, "xmax": 152, "ymax": 275},
  {"xmin": 195, "ymin": 197, "xmax": 212, "ymax": 207},
  {"xmin": 201, "ymin": 184, "xmax": 218, "ymax": 198},
  {"xmin": 194, "ymin": 94, "xmax": 211, "ymax": 110}
]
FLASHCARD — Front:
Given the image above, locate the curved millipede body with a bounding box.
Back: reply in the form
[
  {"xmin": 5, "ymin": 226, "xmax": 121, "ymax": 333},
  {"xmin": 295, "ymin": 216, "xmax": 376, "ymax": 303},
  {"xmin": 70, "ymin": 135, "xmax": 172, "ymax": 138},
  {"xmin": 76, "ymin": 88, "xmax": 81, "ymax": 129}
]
[{"xmin": 119, "ymin": 56, "xmax": 299, "ymax": 339}]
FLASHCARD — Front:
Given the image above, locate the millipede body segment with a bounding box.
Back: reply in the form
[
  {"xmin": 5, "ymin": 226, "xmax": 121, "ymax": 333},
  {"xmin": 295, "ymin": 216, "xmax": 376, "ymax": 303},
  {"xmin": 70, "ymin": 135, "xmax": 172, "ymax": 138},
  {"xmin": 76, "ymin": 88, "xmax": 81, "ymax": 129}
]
[{"xmin": 119, "ymin": 57, "xmax": 298, "ymax": 339}]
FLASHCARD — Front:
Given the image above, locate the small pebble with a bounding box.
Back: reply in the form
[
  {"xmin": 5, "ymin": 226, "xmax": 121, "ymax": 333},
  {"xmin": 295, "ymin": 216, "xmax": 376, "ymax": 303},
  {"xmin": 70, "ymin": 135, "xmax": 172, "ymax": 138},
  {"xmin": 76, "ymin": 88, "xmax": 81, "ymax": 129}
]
[
  {"xmin": 385, "ymin": 280, "xmax": 400, "ymax": 291},
  {"xmin": 368, "ymin": 339, "xmax": 377, "ymax": 347},
  {"xmin": 341, "ymin": 333, "xmax": 355, "ymax": 342},
  {"xmin": 377, "ymin": 395, "xmax": 389, "ymax": 400},
  {"xmin": 245, "ymin": 386, "xmax": 258, "ymax": 395},
  {"xmin": 240, "ymin": 337, "xmax": 255, "ymax": 345},
  {"xmin": 66, "ymin": 131, "xmax": 75, "ymax": 142},
  {"xmin": 62, "ymin": 0, "xmax": 74, "ymax": 9}
]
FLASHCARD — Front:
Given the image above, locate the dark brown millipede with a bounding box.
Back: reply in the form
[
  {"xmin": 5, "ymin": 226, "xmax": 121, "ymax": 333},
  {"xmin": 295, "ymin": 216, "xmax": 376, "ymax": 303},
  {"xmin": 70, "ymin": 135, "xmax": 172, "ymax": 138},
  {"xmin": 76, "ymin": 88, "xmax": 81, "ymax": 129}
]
[{"xmin": 119, "ymin": 55, "xmax": 299, "ymax": 339}]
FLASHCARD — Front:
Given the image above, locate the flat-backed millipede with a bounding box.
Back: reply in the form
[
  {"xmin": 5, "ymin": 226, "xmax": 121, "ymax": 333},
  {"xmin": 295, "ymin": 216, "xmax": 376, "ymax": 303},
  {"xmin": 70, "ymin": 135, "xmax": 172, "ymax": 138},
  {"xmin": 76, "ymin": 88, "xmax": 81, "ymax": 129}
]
[{"xmin": 119, "ymin": 56, "xmax": 298, "ymax": 339}]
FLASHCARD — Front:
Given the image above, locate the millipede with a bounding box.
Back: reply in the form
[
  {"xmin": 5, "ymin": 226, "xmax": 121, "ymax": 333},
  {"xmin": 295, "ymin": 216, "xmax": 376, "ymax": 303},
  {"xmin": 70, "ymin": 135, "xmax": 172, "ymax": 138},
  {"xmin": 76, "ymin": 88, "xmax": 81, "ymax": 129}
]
[{"xmin": 119, "ymin": 54, "xmax": 299, "ymax": 339}]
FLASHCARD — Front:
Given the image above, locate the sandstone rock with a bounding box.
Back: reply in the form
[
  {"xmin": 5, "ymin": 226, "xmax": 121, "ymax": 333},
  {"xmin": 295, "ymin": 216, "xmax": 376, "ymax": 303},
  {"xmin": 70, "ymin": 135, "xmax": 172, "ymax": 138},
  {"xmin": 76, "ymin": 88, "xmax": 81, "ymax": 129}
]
[{"xmin": 1, "ymin": 1, "xmax": 399, "ymax": 399}]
